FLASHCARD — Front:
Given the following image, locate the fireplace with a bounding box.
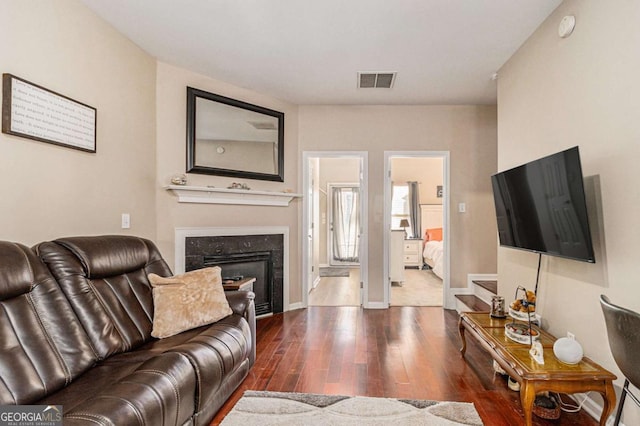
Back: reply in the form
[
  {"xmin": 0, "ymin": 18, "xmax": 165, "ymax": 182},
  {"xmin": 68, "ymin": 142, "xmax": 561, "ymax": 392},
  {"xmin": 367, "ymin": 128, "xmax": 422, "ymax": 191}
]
[
  {"xmin": 203, "ymin": 251, "xmax": 273, "ymax": 315},
  {"xmin": 184, "ymin": 233, "xmax": 284, "ymax": 316}
]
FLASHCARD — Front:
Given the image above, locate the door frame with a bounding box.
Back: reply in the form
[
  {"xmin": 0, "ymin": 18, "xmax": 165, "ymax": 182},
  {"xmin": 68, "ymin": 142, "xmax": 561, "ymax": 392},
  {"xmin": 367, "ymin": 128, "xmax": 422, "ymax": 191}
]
[
  {"xmin": 383, "ymin": 151, "xmax": 451, "ymax": 308},
  {"xmin": 302, "ymin": 151, "xmax": 368, "ymax": 307}
]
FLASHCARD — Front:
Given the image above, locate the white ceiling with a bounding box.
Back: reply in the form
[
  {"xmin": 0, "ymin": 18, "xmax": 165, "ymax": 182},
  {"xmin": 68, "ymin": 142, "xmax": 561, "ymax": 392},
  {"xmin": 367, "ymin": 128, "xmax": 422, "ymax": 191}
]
[{"xmin": 81, "ymin": 0, "xmax": 561, "ymax": 105}]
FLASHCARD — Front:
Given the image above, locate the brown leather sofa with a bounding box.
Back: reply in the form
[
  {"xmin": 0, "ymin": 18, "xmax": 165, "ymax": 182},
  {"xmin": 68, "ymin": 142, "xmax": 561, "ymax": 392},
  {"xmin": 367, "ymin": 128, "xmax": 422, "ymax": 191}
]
[{"xmin": 0, "ymin": 235, "xmax": 256, "ymax": 425}]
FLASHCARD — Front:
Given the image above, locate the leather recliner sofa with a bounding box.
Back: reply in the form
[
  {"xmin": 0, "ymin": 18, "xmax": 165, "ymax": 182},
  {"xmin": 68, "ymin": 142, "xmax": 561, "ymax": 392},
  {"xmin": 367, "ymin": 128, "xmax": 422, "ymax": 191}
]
[{"xmin": 0, "ymin": 235, "xmax": 256, "ymax": 425}]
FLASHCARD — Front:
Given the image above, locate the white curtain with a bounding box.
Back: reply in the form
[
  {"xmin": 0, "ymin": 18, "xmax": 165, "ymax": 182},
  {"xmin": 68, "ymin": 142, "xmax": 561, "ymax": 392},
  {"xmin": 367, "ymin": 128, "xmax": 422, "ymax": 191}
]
[{"xmin": 332, "ymin": 187, "xmax": 360, "ymax": 262}]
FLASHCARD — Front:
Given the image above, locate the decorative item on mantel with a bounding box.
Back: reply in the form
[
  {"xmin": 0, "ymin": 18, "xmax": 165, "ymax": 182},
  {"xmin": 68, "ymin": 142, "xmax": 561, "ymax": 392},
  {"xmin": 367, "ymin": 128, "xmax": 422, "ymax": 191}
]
[
  {"xmin": 228, "ymin": 182, "xmax": 250, "ymax": 190},
  {"xmin": 170, "ymin": 174, "xmax": 187, "ymax": 185}
]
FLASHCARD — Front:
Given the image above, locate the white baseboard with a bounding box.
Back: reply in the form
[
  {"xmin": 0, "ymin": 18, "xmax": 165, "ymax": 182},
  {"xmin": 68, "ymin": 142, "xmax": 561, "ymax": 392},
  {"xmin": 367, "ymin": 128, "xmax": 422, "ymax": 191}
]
[
  {"xmin": 287, "ymin": 302, "xmax": 304, "ymax": 311},
  {"xmin": 566, "ymin": 392, "xmax": 620, "ymax": 426},
  {"xmin": 364, "ymin": 301, "xmax": 388, "ymax": 309}
]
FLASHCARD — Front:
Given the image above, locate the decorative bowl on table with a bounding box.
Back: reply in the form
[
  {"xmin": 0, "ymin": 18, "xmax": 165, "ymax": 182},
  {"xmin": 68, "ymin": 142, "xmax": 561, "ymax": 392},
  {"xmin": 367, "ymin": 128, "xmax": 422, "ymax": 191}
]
[
  {"xmin": 505, "ymin": 322, "xmax": 540, "ymax": 344},
  {"xmin": 509, "ymin": 307, "xmax": 537, "ymax": 321}
]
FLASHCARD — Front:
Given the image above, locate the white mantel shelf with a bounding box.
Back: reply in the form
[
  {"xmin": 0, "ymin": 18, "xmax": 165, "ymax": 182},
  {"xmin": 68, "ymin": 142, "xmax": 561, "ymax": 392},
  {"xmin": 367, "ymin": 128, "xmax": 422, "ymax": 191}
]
[{"xmin": 166, "ymin": 185, "xmax": 302, "ymax": 206}]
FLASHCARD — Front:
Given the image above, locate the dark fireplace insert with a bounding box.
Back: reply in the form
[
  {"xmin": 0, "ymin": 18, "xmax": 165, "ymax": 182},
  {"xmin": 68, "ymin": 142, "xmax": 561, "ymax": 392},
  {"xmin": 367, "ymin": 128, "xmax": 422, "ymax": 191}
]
[
  {"xmin": 185, "ymin": 234, "xmax": 283, "ymax": 316},
  {"xmin": 204, "ymin": 252, "xmax": 272, "ymax": 316}
]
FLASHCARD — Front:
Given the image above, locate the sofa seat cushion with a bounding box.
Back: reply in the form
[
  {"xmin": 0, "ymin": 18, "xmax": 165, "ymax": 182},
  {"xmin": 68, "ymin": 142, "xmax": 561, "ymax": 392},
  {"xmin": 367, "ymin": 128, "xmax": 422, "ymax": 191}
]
[
  {"xmin": 39, "ymin": 352, "xmax": 196, "ymax": 426},
  {"xmin": 42, "ymin": 313, "xmax": 251, "ymax": 422},
  {"xmin": 162, "ymin": 314, "xmax": 252, "ymax": 413}
]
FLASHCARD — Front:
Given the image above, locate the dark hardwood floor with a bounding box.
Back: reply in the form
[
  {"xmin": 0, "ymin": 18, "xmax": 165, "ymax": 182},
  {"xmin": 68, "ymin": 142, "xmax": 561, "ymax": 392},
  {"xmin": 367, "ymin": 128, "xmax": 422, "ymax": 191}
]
[{"xmin": 211, "ymin": 307, "xmax": 598, "ymax": 425}]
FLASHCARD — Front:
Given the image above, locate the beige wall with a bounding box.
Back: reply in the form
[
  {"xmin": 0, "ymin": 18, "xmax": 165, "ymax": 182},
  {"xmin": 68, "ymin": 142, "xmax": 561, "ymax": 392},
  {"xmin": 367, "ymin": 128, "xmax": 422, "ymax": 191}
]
[
  {"xmin": 155, "ymin": 62, "xmax": 302, "ymax": 303},
  {"xmin": 391, "ymin": 157, "xmax": 444, "ymax": 205},
  {"xmin": 0, "ymin": 0, "xmax": 157, "ymax": 245},
  {"xmin": 498, "ymin": 1, "xmax": 640, "ymax": 421},
  {"xmin": 299, "ymin": 105, "xmax": 498, "ymax": 303}
]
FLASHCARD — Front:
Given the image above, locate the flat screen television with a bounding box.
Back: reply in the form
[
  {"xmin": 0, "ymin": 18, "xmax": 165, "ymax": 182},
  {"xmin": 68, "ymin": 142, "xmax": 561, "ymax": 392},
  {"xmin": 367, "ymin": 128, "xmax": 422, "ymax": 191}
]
[{"xmin": 491, "ymin": 146, "xmax": 595, "ymax": 263}]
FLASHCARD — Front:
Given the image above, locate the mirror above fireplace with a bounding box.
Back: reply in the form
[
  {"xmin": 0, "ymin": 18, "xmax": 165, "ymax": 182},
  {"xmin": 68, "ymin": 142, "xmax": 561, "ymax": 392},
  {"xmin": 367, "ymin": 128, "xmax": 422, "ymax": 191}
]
[{"xmin": 186, "ymin": 87, "xmax": 285, "ymax": 182}]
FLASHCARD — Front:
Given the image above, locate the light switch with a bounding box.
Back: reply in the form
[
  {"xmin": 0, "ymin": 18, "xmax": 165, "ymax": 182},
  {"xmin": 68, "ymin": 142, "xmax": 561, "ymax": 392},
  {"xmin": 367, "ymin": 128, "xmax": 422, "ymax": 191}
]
[
  {"xmin": 121, "ymin": 213, "xmax": 131, "ymax": 229},
  {"xmin": 458, "ymin": 202, "xmax": 466, "ymax": 213}
]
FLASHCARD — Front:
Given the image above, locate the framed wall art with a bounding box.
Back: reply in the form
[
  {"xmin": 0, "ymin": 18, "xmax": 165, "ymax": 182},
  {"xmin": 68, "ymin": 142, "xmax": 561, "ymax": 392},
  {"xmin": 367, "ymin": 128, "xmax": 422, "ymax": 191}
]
[{"xmin": 2, "ymin": 73, "xmax": 97, "ymax": 153}]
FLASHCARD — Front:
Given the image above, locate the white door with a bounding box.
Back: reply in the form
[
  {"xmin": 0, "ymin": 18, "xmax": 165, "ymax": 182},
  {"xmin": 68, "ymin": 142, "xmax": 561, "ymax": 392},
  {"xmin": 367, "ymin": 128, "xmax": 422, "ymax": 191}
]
[{"xmin": 307, "ymin": 161, "xmax": 315, "ymax": 288}]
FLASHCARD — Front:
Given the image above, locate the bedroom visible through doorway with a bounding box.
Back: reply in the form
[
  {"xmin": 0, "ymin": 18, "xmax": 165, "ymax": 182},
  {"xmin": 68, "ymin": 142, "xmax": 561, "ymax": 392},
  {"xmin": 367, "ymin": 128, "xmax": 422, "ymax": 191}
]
[{"xmin": 385, "ymin": 153, "xmax": 449, "ymax": 307}]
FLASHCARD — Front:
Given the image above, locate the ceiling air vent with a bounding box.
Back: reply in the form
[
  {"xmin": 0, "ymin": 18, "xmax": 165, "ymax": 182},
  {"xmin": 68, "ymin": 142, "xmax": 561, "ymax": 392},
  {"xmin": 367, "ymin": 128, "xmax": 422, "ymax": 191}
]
[
  {"xmin": 358, "ymin": 72, "xmax": 396, "ymax": 89},
  {"xmin": 248, "ymin": 121, "xmax": 276, "ymax": 130}
]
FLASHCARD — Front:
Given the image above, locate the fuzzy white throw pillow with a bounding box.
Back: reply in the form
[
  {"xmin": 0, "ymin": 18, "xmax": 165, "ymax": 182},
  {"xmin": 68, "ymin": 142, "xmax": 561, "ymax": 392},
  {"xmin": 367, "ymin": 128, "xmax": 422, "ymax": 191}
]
[{"xmin": 148, "ymin": 266, "xmax": 232, "ymax": 338}]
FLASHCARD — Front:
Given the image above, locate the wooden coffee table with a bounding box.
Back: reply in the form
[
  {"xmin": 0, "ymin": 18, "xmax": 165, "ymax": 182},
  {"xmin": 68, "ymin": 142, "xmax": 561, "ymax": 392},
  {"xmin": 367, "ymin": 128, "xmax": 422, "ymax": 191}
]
[{"xmin": 458, "ymin": 312, "xmax": 616, "ymax": 426}]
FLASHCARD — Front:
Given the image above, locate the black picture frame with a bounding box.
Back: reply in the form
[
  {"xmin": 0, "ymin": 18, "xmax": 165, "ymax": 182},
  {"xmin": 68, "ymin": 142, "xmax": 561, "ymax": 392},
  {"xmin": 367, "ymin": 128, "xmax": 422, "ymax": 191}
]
[
  {"xmin": 2, "ymin": 73, "xmax": 96, "ymax": 153},
  {"xmin": 186, "ymin": 87, "xmax": 284, "ymax": 182}
]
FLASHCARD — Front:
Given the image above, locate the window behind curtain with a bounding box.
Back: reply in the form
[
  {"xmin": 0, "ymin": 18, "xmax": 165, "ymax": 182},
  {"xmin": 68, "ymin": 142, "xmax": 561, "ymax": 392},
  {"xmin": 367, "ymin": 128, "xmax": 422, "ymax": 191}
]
[
  {"xmin": 391, "ymin": 184, "xmax": 412, "ymax": 235},
  {"xmin": 331, "ymin": 186, "xmax": 360, "ymax": 263}
]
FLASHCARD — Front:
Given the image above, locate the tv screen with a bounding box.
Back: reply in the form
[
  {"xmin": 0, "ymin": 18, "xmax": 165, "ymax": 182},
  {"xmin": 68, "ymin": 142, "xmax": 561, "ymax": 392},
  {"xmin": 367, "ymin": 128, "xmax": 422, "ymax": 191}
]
[{"xmin": 491, "ymin": 146, "xmax": 595, "ymax": 263}]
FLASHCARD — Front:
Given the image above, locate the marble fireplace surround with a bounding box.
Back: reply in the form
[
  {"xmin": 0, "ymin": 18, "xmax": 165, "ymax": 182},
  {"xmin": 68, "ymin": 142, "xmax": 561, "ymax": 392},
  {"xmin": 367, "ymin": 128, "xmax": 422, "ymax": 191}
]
[{"xmin": 174, "ymin": 226, "xmax": 290, "ymax": 312}]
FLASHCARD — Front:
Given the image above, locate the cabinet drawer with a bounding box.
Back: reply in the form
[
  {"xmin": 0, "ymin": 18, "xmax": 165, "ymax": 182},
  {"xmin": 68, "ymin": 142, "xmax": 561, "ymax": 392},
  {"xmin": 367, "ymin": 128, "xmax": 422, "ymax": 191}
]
[
  {"xmin": 404, "ymin": 254, "xmax": 421, "ymax": 263},
  {"xmin": 403, "ymin": 243, "xmax": 420, "ymax": 254}
]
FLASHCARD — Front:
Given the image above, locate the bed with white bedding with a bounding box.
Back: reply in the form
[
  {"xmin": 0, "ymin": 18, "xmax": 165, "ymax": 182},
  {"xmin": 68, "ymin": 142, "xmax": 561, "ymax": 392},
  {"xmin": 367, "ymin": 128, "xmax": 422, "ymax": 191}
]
[
  {"xmin": 423, "ymin": 239, "xmax": 444, "ymax": 279},
  {"xmin": 420, "ymin": 204, "xmax": 444, "ymax": 279}
]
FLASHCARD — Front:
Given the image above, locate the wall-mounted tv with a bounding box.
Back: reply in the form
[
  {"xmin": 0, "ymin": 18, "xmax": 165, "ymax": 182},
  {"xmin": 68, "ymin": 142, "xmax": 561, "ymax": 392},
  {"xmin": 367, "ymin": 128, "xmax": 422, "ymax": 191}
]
[{"xmin": 491, "ymin": 146, "xmax": 595, "ymax": 263}]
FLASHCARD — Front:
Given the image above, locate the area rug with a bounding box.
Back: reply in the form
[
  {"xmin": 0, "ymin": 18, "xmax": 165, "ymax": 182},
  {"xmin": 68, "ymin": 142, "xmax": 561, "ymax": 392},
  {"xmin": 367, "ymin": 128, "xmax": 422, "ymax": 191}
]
[
  {"xmin": 220, "ymin": 391, "xmax": 483, "ymax": 425},
  {"xmin": 319, "ymin": 267, "xmax": 351, "ymax": 277}
]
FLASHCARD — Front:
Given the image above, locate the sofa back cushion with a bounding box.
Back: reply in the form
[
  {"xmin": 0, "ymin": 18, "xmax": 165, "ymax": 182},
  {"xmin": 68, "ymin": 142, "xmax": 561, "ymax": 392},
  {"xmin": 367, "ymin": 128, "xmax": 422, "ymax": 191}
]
[
  {"xmin": 0, "ymin": 242, "xmax": 96, "ymax": 404},
  {"xmin": 36, "ymin": 236, "xmax": 173, "ymax": 360}
]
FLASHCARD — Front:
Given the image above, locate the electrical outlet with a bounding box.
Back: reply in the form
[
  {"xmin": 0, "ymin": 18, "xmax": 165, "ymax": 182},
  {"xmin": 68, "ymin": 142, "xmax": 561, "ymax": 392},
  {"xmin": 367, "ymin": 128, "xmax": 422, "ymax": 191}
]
[
  {"xmin": 121, "ymin": 213, "xmax": 131, "ymax": 229},
  {"xmin": 567, "ymin": 331, "xmax": 575, "ymax": 340}
]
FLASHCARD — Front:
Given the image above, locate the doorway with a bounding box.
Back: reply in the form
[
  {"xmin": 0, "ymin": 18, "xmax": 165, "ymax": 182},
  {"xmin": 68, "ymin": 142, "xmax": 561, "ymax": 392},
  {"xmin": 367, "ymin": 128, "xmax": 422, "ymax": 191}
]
[
  {"xmin": 383, "ymin": 151, "xmax": 450, "ymax": 307},
  {"xmin": 302, "ymin": 152, "xmax": 368, "ymax": 307}
]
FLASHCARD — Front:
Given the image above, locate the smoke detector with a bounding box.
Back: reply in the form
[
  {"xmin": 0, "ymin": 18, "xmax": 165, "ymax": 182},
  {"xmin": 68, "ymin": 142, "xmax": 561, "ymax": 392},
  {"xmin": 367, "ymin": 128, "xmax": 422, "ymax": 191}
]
[{"xmin": 358, "ymin": 72, "xmax": 396, "ymax": 89}]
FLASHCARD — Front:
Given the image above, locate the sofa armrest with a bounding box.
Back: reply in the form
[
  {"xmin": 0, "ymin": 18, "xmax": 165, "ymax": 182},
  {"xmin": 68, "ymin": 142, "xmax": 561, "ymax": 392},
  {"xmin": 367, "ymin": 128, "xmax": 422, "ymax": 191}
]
[{"xmin": 225, "ymin": 291, "xmax": 256, "ymax": 365}]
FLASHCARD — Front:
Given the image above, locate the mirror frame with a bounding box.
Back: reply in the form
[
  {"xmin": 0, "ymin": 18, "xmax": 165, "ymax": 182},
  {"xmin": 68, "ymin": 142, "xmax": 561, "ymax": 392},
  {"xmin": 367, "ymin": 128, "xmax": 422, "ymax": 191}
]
[{"xmin": 186, "ymin": 87, "xmax": 285, "ymax": 182}]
